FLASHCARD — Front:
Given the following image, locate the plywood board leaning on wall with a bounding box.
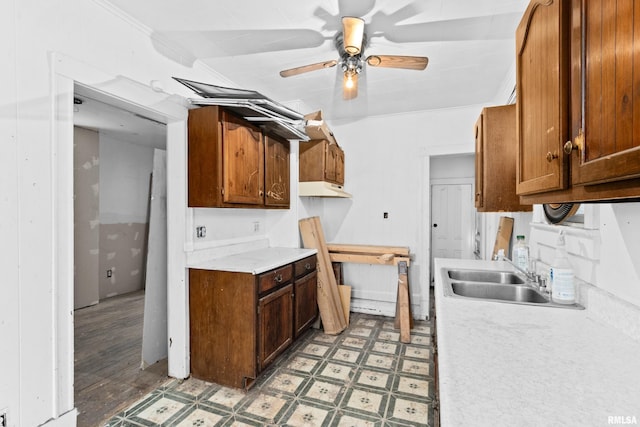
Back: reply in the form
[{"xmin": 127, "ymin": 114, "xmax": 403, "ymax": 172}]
[{"xmin": 299, "ymin": 217, "xmax": 347, "ymax": 335}]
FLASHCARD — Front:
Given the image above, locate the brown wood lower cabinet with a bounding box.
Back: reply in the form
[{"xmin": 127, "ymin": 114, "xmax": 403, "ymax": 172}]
[
  {"xmin": 258, "ymin": 284, "xmax": 293, "ymax": 371},
  {"xmin": 294, "ymin": 270, "xmax": 318, "ymax": 338},
  {"xmin": 189, "ymin": 255, "xmax": 317, "ymax": 389}
]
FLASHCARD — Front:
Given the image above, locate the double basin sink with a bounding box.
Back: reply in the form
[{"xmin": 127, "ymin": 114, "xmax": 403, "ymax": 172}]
[{"xmin": 443, "ymin": 268, "xmax": 584, "ymax": 309}]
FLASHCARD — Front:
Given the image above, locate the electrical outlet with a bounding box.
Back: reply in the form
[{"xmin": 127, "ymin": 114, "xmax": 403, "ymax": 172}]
[
  {"xmin": 253, "ymin": 221, "xmax": 260, "ymax": 232},
  {"xmin": 196, "ymin": 226, "xmax": 207, "ymax": 238},
  {"xmin": 1, "ymin": 409, "xmax": 7, "ymax": 427},
  {"xmin": 106, "ymin": 269, "xmax": 112, "ymax": 278}
]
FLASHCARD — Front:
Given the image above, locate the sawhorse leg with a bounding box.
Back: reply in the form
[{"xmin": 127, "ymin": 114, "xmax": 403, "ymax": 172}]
[{"xmin": 394, "ymin": 260, "xmax": 413, "ymax": 343}]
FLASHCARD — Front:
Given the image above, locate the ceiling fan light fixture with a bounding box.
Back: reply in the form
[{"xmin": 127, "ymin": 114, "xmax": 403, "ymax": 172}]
[
  {"xmin": 344, "ymin": 71, "xmax": 356, "ymax": 89},
  {"xmin": 342, "ymin": 16, "xmax": 365, "ymax": 56}
]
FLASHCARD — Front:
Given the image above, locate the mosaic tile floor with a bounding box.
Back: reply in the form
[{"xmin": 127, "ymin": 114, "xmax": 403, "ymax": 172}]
[{"xmin": 104, "ymin": 313, "xmax": 433, "ymax": 426}]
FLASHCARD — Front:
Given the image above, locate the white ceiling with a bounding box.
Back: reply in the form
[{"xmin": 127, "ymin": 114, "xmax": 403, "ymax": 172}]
[
  {"xmin": 104, "ymin": 0, "xmax": 529, "ymax": 123},
  {"xmin": 74, "ymin": 85, "xmax": 167, "ymax": 148}
]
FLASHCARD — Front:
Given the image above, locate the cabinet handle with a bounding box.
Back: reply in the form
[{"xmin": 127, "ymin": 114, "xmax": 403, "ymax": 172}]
[
  {"xmin": 546, "ymin": 151, "xmax": 558, "ymax": 162},
  {"xmin": 275, "ymin": 274, "xmax": 283, "ymax": 283},
  {"xmin": 563, "ymin": 140, "xmax": 576, "ymax": 155},
  {"xmin": 305, "ymin": 263, "xmax": 311, "ymax": 270}
]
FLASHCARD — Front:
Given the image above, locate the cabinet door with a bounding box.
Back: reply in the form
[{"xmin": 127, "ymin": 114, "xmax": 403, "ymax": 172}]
[
  {"xmin": 569, "ymin": 0, "xmax": 640, "ymax": 186},
  {"xmin": 189, "ymin": 269, "xmax": 257, "ymax": 388},
  {"xmin": 294, "ymin": 271, "xmax": 318, "ymax": 338},
  {"xmin": 258, "ymin": 284, "xmax": 293, "ymax": 371},
  {"xmin": 325, "ymin": 143, "xmax": 338, "ymax": 183},
  {"xmin": 334, "ymin": 146, "xmax": 345, "ymax": 185},
  {"xmin": 264, "ymin": 135, "xmax": 290, "ymax": 207},
  {"xmin": 474, "ymin": 113, "xmax": 484, "ymax": 209},
  {"xmin": 188, "ymin": 106, "xmax": 224, "ymax": 207},
  {"xmin": 475, "ymin": 105, "xmax": 532, "ymax": 212},
  {"xmin": 516, "ymin": 0, "xmax": 572, "ymax": 195},
  {"xmin": 222, "ymin": 111, "xmax": 264, "ymax": 205}
]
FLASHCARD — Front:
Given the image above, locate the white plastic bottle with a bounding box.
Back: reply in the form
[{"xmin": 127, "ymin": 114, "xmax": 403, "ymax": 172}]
[
  {"xmin": 513, "ymin": 235, "xmax": 530, "ymax": 273},
  {"xmin": 550, "ymin": 230, "xmax": 575, "ymax": 304}
]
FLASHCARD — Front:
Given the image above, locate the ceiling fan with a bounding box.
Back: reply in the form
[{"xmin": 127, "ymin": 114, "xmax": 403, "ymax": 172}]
[{"xmin": 279, "ymin": 16, "xmax": 429, "ymax": 100}]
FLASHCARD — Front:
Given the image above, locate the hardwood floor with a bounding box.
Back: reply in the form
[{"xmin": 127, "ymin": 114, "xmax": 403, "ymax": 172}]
[{"xmin": 74, "ymin": 291, "xmax": 168, "ymax": 427}]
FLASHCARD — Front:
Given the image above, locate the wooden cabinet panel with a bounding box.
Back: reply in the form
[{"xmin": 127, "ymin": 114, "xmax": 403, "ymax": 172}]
[
  {"xmin": 299, "ymin": 140, "xmax": 345, "ymax": 185},
  {"xmin": 259, "ymin": 284, "xmax": 293, "ymax": 370},
  {"xmin": 188, "ymin": 106, "xmax": 224, "ymax": 207},
  {"xmin": 294, "ymin": 271, "xmax": 318, "ymax": 338},
  {"xmin": 475, "ymin": 105, "xmax": 531, "ymax": 212},
  {"xmin": 517, "ymin": 0, "xmax": 640, "ymax": 203},
  {"xmin": 515, "ymin": 0, "xmax": 571, "ymax": 195},
  {"xmin": 264, "ymin": 134, "xmax": 290, "ymax": 207},
  {"xmin": 222, "ymin": 111, "xmax": 264, "ymax": 205},
  {"xmin": 294, "ymin": 254, "xmax": 317, "ymax": 279},
  {"xmin": 258, "ymin": 264, "xmax": 293, "ymax": 294},
  {"xmin": 188, "ymin": 106, "xmax": 289, "ymax": 208},
  {"xmin": 189, "ymin": 269, "xmax": 257, "ymax": 389},
  {"xmin": 569, "ymin": 0, "xmax": 640, "ymax": 186},
  {"xmin": 335, "ymin": 146, "xmax": 345, "ymax": 185}
]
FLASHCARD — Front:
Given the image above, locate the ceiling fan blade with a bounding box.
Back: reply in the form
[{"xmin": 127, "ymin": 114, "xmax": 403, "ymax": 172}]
[
  {"xmin": 343, "ymin": 72, "xmax": 359, "ymax": 100},
  {"xmin": 338, "ymin": 0, "xmax": 375, "ymax": 19},
  {"xmin": 366, "ymin": 55, "xmax": 429, "ymax": 70},
  {"xmin": 279, "ymin": 60, "xmax": 338, "ymax": 78},
  {"xmin": 342, "ymin": 16, "xmax": 365, "ymax": 55},
  {"xmin": 382, "ymin": 13, "xmax": 523, "ymax": 43},
  {"xmin": 153, "ymin": 29, "xmax": 325, "ymax": 63}
]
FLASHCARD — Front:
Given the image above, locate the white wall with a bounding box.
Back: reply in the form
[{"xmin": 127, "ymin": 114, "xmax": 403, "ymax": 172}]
[
  {"xmin": 1, "ymin": 0, "xmax": 251, "ymax": 425},
  {"xmin": 529, "ymin": 204, "xmax": 640, "ymax": 309},
  {"xmin": 313, "ymin": 106, "xmax": 482, "ymax": 319}
]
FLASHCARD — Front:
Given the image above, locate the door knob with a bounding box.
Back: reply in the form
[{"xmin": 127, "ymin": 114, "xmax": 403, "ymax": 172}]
[{"xmin": 433, "ymin": 224, "xmax": 438, "ymax": 228}]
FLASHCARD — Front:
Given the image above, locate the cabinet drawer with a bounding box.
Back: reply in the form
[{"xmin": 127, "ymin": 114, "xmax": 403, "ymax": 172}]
[
  {"xmin": 258, "ymin": 264, "xmax": 293, "ymax": 294},
  {"xmin": 294, "ymin": 255, "xmax": 317, "ymax": 278}
]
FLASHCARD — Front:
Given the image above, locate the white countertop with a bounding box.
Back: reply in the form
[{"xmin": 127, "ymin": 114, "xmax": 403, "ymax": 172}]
[
  {"xmin": 189, "ymin": 247, "xmax": 317, "ymax": 274},
  {"xmin": 434, "ymin": 258, "xmax": 640, "ymax": 427}
]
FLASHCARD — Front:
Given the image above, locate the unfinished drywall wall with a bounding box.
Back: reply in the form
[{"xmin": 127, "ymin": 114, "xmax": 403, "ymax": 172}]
[
  {"xmin": 74, "ymin": 127, "xmax": 100, "ymax": 309},
  {"xmin": 99, "ymin": 133, "xmax": 154, "ymax": 298}
]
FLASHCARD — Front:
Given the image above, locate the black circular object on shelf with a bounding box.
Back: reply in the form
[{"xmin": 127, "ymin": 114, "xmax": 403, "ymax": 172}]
[{"xmin": 543, "ymin": 203, "xmax": 580, "ymax": 224}]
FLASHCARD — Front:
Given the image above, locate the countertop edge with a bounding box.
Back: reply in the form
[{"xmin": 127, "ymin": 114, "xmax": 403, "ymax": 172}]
[{"xmin": 188, "ymin": 247, "xmax": 318, "ymax": 274}]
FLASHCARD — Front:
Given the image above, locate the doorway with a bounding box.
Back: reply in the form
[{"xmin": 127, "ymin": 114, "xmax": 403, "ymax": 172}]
[
  {"xmin": 429, "ymin": 154, "xmax": 476, "ymax": 282},
  {"xmin": 72, "ymin": 87, "xmax": 169, "ymax": 425}
]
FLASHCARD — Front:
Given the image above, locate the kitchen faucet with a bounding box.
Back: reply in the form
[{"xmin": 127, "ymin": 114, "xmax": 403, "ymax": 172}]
[{"xmin": 494, "ymin": 249, "xmax": 545, "ymax": 291}]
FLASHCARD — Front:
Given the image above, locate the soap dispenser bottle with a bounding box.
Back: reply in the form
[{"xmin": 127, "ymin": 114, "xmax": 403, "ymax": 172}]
[{"xmin": 550, "ymin": 230, "xmax": 575, "ymax": 304}]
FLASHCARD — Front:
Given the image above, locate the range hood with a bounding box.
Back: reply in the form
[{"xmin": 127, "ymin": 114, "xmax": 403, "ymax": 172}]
[
  {"xmin": 299, "ymin": 181, "xmax": 352, "ymax": 198},
  {"xmin": 173, "ymin": 77, "xmax": 307, "ymax": 140}
]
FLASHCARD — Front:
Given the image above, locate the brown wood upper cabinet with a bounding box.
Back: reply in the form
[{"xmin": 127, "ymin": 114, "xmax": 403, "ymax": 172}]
[
  {"xmin": 515, "ymin": 0, "xmax": 571, "ymax": 196},
  {"xmin": 265, "ymin": 134, "xmax": 290, "ymax": 207},
  {"xmin": 475, "ymin": 104, "xmax": 532, "ymax": 212},
  {"xmin": 568, "ymin": 0, "xmax": 640, "ymax": 187},
  {"xmin": 188, "ymin": 106, "xmax": 290, "ymax": 208},
  {"xmin": 517, "ymin": 0, "xmax": 640, "ymax": 203},
  {"xmin": 299, "ymin": 139, "xmax": 345, "ymax": 185}
]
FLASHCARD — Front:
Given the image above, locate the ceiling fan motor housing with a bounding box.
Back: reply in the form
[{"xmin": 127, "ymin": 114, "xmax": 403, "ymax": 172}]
[{"xmin": 341, "ymin": 55, "xmax": 364, "ymax": 75}]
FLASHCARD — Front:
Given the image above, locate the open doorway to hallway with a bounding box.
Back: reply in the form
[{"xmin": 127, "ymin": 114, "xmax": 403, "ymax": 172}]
[{"xmin": 72, "ymin": 87, "xmax": 169, "ymax": 426}]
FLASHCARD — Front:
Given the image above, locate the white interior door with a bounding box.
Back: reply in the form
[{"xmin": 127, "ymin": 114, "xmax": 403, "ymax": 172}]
[{"xmin": 431, "ymin": 183, "xmax": 474, "ymax": 280}]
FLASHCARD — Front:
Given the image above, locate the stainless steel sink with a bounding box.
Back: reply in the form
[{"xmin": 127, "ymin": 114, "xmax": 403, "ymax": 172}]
[
  {"xmin": 443, "ymin": 268, "xmax": 584, "ymax": 309},
  {"xmin": 448, "ymin": 269, "xmax": 524, "ymax": 284},
  {"xmin": 450, "ymin": 282, "xmax": 548, "ymax": 304}
]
